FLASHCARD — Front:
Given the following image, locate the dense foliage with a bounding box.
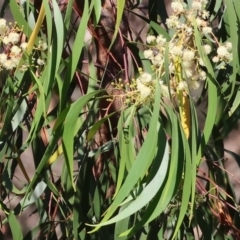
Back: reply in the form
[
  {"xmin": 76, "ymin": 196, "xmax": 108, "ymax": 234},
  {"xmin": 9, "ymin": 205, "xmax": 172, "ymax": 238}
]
[{"xmin": 0, "ymin": 0, "xmax": 240, "ymax": 239}]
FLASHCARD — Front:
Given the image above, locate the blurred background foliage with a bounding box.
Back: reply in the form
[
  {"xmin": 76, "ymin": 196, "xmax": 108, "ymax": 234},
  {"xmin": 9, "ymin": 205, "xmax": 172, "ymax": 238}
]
[{"xmin": 0, "ymin": 0, "xmax": 240, "ymax": 239}]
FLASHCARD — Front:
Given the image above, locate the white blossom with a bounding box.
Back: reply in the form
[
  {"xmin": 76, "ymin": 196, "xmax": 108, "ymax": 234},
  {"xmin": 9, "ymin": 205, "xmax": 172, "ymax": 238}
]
[
  {"xmin": 11, "ymin": 45, "xmax": 21, "ymax": 55},
  {"xmin": 156, "ymin": 35, "xmax": 166, "ymax": 45},
  {"xmin": 11, "ymin": 56, "xmax": 21, "ymax": 66},
  {"xmin": 170, "ymin": 45, "xmax": 183, "ymax": 56},
  {"xmin": 217, "ymin": 46, "xmax": 228, "ymax": 58},
  {"xmin": 154, "ymin": 54, "xmax": 162, "ymax": 61},
  {"xmin": 20, "ymin": 42, "xmax": 28, "ymax": 51},
  {"xmin": 146, "ymin": 35, "xmax": 156, "ymax": 44},
  {"xmin": 3, "ymin": 59, "xmax": 16, "ymax": 70},
  {"xmin": 38, "ymin": 40, "xmax": 47, "ymax": 51},
  {"xmin": 136, "ymin": 79, "xmax": 151, "ymax": 98},
  {"xmin": 202, "ymin": 10, "xmax": 210, "ymax": 19},
  {"xmin": 0, "ymin": 18, "xmax": 7, "ymax": 35},
  {"xmin": 2, "ymin": 36, "xmax": 10, "ymax": 45},
  {"xmin": 143, "ymin": 49, "xmax": 154, "ymax": 59},
  {"xmin": 0, "ymin": 18, "xmax": 6, "ymax": 28},
  {"xmin": 152, "ymin": 53, "xmax": 163, "ymax": 66},
  {"xmin": 199, "ymin": 70, "xmax": 207, "ymax": 80},
  {"xmin": 186, "ymin": 27, "xmax": 193, "ymax": 35},
  {"xmin": 8, "ymin": 32, "xmax": 20, "ymax": 44},
  {"xmin": 184, "ymin": 68, "xmax": 193, "ymax": 78},
  {"xmin": 166, "ymin": 15, "xmax": 179, "ymax": 29},
  {"xmin": 138, "ymin": 72, "xmax": 152, "ymax": 85},
  {"xmin": 0, "ymin": 53, "xmax": 7, "ymax": 64},
  {"xmin": 37, "ymin": 58, "xmax": 45, "ymax": 65},
  {"xmin": 203, "ymin": 44, "xmax": 211, "ymax": 54},
  {"xmin": 225, "ymin": 42, "xmax": 232, "ymax": 51},
  {"xmin": 198, "ymin": 58, "xmax": 205, "ymax": 66},
  {"xmin": 192, "ymin": 1, "xmax": 203, "ymax": 10},
  {"xmin": 177, "ymin": 81, "xmax": 188, "ymax": 91},
  {"xmin": 212, "ymin": 56, "xmax": 219, "ymax": 63},
  {"xmin": 196, "ymin": 18, "xmax": 203, "ymax": 27},
  {"xmin": 183, "ymin": 50, "xmax": 195, "ymax": 61},
  {"xmin": 202, "ymin": 26, "xmax": 212, "ymax": 34},
  {"xmin": 171, "ymin": 1, "xmax": 184, "ymax": 13}
]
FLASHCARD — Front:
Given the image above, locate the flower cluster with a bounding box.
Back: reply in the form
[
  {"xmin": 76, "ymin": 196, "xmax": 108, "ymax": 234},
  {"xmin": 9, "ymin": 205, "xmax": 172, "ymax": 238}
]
[
  {"xmin": 106, "ymin": 0, "xmax": 233, "ymax": 108},
  {"xmin": 0, "ymin": 18, "xmax": 47, "ymax": 73},
  {"xmin": 108, "ymin": 68, "xmax": 174, "ymax": 108},
  {"xmin": 135, "ymin": 70, "xmax": 172, "ymax": 101},
  {"xmin": 0, "ymin": 19, "xmax": 25, "ymax": 71},
  {"xmin": 140, "ymin": 0, "xmax": 233, "ymax": 102},
  {"xmin": 213, "ymin": 42, "xmax": 232, "ymax": 64},
  {"xmin": 109, "ymin": 72, "xmax": 155, "ymax": 106}
]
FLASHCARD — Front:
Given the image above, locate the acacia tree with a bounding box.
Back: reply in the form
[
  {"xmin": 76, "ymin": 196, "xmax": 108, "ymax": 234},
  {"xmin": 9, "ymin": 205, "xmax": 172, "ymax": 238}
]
[{"xmin": 0, "ymin": 0, "xmax": 240, "ymax": 239}]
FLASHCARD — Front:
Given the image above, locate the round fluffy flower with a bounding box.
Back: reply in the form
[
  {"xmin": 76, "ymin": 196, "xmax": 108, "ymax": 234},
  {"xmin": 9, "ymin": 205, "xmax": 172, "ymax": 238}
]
[
  {"xmin": 136, "ymin": 79, "xmax": 151, "ymax": 99},
  {"xmin": 2, "ymin": 36, "xmax": 10, "ymax": 45},
  {"xmin": 0, "ymin": 53, "xmax": 7, "ymax": 64},
  {"xmin": 185, "ymin": 68, "xmax": 193, "ymax": 78},
  {"xmin": 198, "ymin": 58, "xmax": 205, "ymax": 66},
  {"xmin": 138, "ymin": 72, "xmax": 152, "ymax": 85},
  {"xmin": 143, "ymin": 49, "xmax": 153, "ymax": 59},
  {"xmin": 217, "ymin": 46, "xmax": 228, "ymax": 58},
  {"xmin": 0, "ymin": 18, "xmax": 6, "ymax": 28},
  {"xmin": 196, "ymin": 17, "xmax": 204, "ymax": 27},
  {"xmin": 37, "ymin": 58, "xmax": 45, "ymax": 65},
  {"xmin": 8, "ymin": 32, "xmax": 20, "ymax": 44},
  {"xmin": 199, "ymin": 70, "xmax": 207, "ymax": 80},
  {"xmin": 166, "ymin": 15, "xmax": 179, "ymax": 29},
  {"xmin": 171, "ymin": 1, "xmax": 184, "ymax": 13},
  {"xmin": 225, "ymin": 42, "xmax": 232, "ymax": 51},
  {"xmin": 146, "ymin": 35, "xmax": 156, "ymax": 44},
  {"xmin": 192, "ymin": 1, "xmax": 203, "ymax": 10},
  {"xmin": 38, "ymin": 40, "xmax": 47, "ymax": 51},
  {"xmin": 212, "ymin": 56, "xmax": 219, "ymax": 63},
  {"xmin": 11, "ymin": 56, "xmax": 21, "ymax": 66},
  {"xmin": 203, "ymin": 44, "xmax": 211, "ymax": 54},
  {"xmin": 186, "ymin": 27, "xmax": 193, "ymax": 35},
  {"xmin": 170, "ymin": 45, "xmax": 183, "ymax": 56},
  {"xmin": 152, "ymin": 53, "xmax": 163, "ymax": 66},
  {"xmin": 11, "ymin": 45, "xmax": 21, "ymax": 55},
  {"xmin": 154, "ymin": 54, "xmax": 162, "ymax": 61},
  {"xmin": 156, "ymin": 35, "xmax": 166, "ymax": 45},
  {"xmin": 0, "ymin": 18, "xmax": 7, "ymax": 35},
  {"xmin": 20, "ymin": 42, "xmax": 28, "ymax": 51},
  {"xmin": 202, "ymin": 10, "xmax": 210, "ymax": 19},
  {"xmin": 3, "ymin": 59, "xmax": 16, "ymax": 70},
  {"xmin": 177, "ymin": 81, "xmax": 188, "ymax": 91},
  {"xmin": 202, "ymin": 27, "xmax": 212, "ymax": 34},
  {"xmin": 183, "ymin": 50, "xmax": 195, "ymax": 61}
]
